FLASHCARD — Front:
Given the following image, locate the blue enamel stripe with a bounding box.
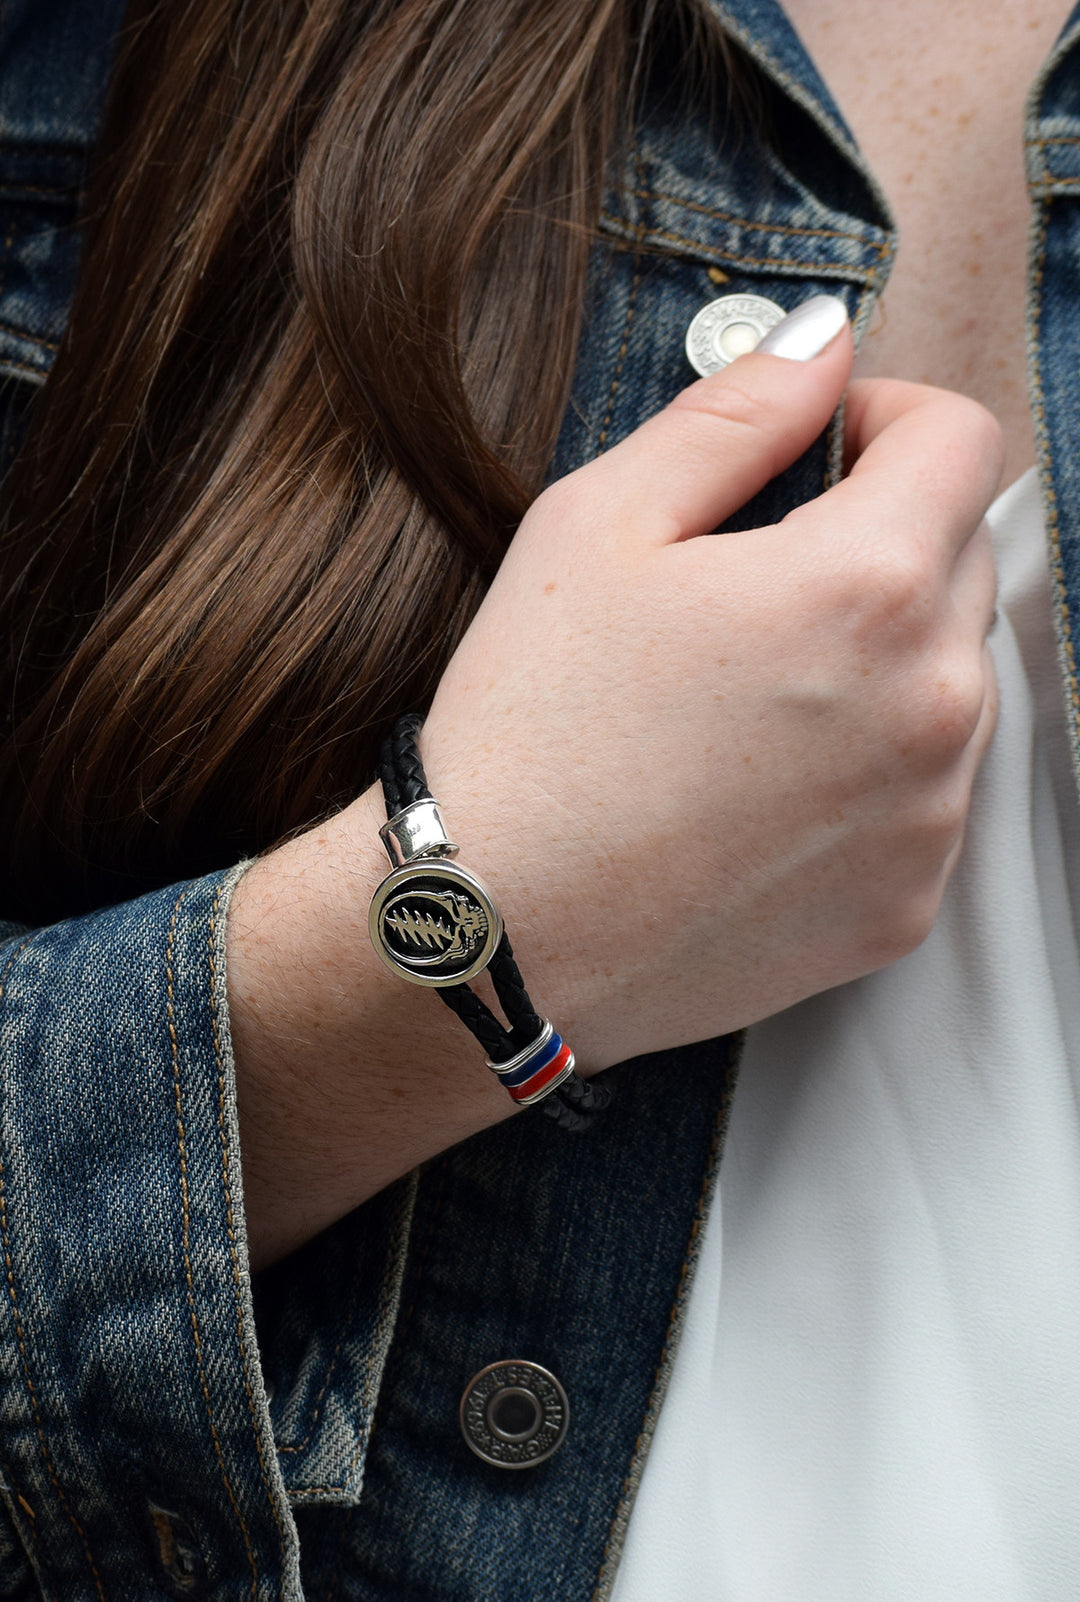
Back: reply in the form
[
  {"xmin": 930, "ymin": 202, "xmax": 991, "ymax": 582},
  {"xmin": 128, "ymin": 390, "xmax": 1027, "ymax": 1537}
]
[{"xmin": 495, "ymin": 1030, "xmax": 565, "ymax": 1088}]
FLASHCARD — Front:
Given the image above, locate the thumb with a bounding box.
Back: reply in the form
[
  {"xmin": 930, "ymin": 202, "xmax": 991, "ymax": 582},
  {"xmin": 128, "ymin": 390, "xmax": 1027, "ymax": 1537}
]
[{"xmin": 580, "ymin": 294, "xmax": 853, "ymax": 546}]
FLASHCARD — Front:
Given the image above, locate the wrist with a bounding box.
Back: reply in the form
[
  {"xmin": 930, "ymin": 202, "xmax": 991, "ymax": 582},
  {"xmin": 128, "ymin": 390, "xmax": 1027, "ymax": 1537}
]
[
  {"xmin": 368, "ymin": 717, "xmax": 610, "ymax": 1126},
  {"xmin": 403, "ymin": 720, "xmax": 630, "ymax": 1073},
  {"xmin": 229, "ymin": 783, "xmax": 514, "ymax": 1266}
]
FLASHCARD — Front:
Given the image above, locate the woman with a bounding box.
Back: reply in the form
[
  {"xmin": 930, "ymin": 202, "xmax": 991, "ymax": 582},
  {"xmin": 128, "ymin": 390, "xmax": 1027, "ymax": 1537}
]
[{"xmin": 0, "ymin": 0, "xmax": 1065, "ymax": 1596}]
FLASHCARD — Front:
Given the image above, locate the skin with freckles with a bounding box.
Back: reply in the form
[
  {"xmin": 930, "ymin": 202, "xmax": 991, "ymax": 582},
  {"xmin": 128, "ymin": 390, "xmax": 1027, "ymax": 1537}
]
[
  {"xmin": 783, "ymin": 0, "xmax": 1066, "ymax": 483},
  {"xmin": 232, "ymin": 338, "xmax": 1001, "ymax": 1265}
]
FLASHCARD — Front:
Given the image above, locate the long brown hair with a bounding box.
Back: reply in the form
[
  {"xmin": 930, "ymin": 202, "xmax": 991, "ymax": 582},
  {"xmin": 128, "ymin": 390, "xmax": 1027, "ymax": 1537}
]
[{"xmin": 0, "ymin": 0, "xmax": 728, "ymax": 922}]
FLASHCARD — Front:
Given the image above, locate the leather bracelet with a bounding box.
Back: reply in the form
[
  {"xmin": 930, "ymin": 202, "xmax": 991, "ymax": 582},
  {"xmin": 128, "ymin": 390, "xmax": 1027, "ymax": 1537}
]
[{"xmin": 369, "ymin": 716, "xmax": 610, "ymax": 1130}]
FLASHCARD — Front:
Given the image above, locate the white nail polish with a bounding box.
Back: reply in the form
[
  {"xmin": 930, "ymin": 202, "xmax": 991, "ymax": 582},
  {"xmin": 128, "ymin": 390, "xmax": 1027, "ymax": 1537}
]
[{"xmin": 754, "ymin": 294, "xmax": 849, "ymax": 361}]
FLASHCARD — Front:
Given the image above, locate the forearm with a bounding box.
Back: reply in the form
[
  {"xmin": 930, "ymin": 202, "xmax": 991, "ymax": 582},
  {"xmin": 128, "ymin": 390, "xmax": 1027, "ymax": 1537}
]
[{"xmin": 227, "ymin": 780, "xmax": 527, "ymax": 1269}]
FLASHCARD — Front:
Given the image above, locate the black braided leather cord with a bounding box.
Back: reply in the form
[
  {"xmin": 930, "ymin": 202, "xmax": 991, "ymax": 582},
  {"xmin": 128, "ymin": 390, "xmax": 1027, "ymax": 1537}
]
[
  {"xmin": 378, "ymin": 716, "xmax": 611, "ymax": 1129},
  {"xmin": 488, "ymin": 933, "xmax": 545, "ymax": 1051},
  {"xmin": 436, "ymin": 980, "xmax": 507, "ymax": 1058},
  {"xmin": 378, "ymin": 714, "xmax": 430, "ymax": 818}
]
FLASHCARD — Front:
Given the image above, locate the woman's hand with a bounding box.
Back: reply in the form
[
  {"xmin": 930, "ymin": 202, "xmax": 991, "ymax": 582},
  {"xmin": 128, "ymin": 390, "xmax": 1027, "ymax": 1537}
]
[
  {"xmin": 230, "ymin": 301, "xmax": 1003, "ymax": 1263},
  {"xmin": 421, "ymin": 308, "xmax": 1002, "ymax": 1070}
]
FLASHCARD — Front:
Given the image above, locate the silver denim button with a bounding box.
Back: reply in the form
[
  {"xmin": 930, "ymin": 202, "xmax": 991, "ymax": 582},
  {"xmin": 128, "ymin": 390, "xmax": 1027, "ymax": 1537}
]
[
  {"xmin": 459, "ymin": 1359, "xmax": 570, "ymax": 1468},
  {"xmin": 685, "ymin": 293, "xmax": 786, "ymax": 376}
]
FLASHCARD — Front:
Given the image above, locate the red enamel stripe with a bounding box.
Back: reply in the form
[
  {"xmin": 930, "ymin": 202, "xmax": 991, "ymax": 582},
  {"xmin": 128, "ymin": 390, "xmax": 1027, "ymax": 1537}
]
[{"xmin": 506, "ymin": 1043, "xmax": 573, "ymax": 1103}]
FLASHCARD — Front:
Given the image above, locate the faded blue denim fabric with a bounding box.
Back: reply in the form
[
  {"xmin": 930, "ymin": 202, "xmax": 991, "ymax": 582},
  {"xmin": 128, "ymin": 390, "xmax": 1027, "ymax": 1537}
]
[
  {"xmin": 0, "ymin": 870, "xmax": 299, "ymax": 1599},
  {"xmin": 1024, "ymin": 11, "xmax": 1080, "ymax": 811},
  {"xmin": 4, "ymin": 0, "xmax": 1080, "ymax": 1598},
  {"xmin": 0, "ymin": 0, "xmax": 126, "ymax": 485},
  {"xmin": 0, "ymin": 0, "xmax": 125, "ymax": 384}
]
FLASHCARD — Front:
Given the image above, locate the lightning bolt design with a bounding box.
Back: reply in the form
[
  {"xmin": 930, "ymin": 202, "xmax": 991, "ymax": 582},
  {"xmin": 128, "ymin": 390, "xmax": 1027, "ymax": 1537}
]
[
  {"xmin": 385, "ymin": 907, "xmax": 454, "ymax": 950},
  {"xmin": 383, "ymin": 888, "xmax": 488, "ymax": 962}
]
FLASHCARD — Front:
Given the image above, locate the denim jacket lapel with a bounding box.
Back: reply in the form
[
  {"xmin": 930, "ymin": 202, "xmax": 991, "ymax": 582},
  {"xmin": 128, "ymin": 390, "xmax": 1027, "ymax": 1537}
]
[{"xmin": 1025, "ymin": 6, "xmax": 1080, "ymax": 811}]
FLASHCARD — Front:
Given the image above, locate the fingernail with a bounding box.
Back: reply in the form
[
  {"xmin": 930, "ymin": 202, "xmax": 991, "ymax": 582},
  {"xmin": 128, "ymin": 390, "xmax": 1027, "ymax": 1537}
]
[{"xmin": 754, "ymin": 294, "xmax": 849, "ymax": 361}]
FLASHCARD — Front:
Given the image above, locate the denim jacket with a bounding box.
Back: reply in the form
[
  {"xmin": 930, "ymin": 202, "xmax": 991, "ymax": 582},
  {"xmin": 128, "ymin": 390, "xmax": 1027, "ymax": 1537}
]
[{"xmin": 3, "ymin": 2, "xmax": 1080, "ymax": 1597}]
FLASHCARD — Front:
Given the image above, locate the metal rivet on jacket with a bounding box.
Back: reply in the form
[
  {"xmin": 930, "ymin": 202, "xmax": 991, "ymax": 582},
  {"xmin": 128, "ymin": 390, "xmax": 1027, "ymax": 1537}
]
[
  {"xmin": 684, "ymin": 292, "xmax": 786, "ymax": 376},
  {"xmin": 459, "ymin": 1360, "xmax": 570, "ymax": 1469}
]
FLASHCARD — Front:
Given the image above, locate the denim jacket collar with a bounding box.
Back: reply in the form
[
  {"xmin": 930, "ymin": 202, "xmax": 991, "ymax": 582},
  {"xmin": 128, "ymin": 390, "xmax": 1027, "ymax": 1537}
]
[{"xmin": 606, "ymin": 0, "xmax": 896, "ymax": 292}]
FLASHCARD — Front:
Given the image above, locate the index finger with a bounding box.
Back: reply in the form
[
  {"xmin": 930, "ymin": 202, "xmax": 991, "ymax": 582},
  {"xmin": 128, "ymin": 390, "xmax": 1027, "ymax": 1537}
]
[
  {"xmin": 562, "ymin": 307, "xmax": 854, "ymax": 547},
  {"xmin": 815, "ymin": 377, "xmax": 1005, "ymax": 560}
]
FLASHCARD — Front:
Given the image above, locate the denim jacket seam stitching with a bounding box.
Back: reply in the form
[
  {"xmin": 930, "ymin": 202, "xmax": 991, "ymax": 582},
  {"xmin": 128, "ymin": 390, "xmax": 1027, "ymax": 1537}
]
[
  {"xmin": 167, "ymin": 886, "xmax": 262, "ymax": 1597},
  {"xmin": 0, "ymin": 1449, "xmax": 54, "ymax": 1602},
  {"xmin": 849, "ymin": 245, "xmax": 886, "ymax": 343},
  {"xmin": 0, "ymin": 319, "xmax": 58, "ymax": 352},
  {"xmin": 824, "ymin": 394, "xmax": 844, "ymax": 491},
  {"xmin": 289, "ymin": 1163, "xmax": 448, "ymax": 1502},
  {"xmin": 1029, "ymin": 133, "xmax": 1080, "ymax": 184},
  {"xmin": 0, "ymin": 359, "xmax": 43, "ymax": 382},
  {"xmin": 824, "ymin": 266, "xmax": 883, "ymax": 488},
  {"xmin": 595, "ymin": 151, "xmax": 648, "ymax": 453},
  {"xmin": 628, "ymin": 186, "xmax": 871, "ymax": 244},
  {"xmin": 588, "ymin": 1129, "xmax": 721, "ymax": 1600},
  {"xmin": 0, "ymin": 938, "xmax": 107, "ymax": 1602},
  {"xmin": 281, "ymin": 1167, "xmax": 423, "ymax": 1498},
  {"xmin": 274, "ymin": 1275, "xmax": 362, "ymax": 1453},
  {"xmin": 596, "ymin": 248, "xmax": 644, "ymax": 450},
  {"xmin": 317, "ymin": 1174, "xmax": 427, "ymax": 1492},
  {"xmin": 207, "ymin": 886, "xmax": 290, "ymax": 1589},
  {"xmin": 383, "ymin": 1162, "xmax": 448, "ymax": 1383},
  {"xmin": 1028, "ymin": 197, "xmax": 1080, "ymax": 747},
  {"xmin": 1031, "ymin": 134, "xmax": 1051, "ymax": 187},
  {"xmin": 598, "ymin": 216, "xmax": 879, "ymax": 278},
  {"xmin": 589, "ymin": 1040, "xmax": 741, "ymax": 1602}
]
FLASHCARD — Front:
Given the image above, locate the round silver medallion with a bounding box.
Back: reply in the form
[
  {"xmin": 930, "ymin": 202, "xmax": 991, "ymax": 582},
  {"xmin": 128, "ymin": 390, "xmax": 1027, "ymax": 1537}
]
[
  {"xmin": 459, "ymin": 1360, "xmax": 570, "ymax": 1469},
  {"xmin": 684, "ymin": 292, "xmax": 786, "ymax": 376},
  {"xmin": 369, "ymin": 860, "xmax": 502, "ymax": 987}
]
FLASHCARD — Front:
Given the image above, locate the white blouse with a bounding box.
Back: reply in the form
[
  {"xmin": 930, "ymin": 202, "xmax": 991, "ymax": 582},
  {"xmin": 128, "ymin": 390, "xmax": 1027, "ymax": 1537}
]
[{"xmin": 612, "ymin": 468, "xmax": 1080, "ymax": 1601}]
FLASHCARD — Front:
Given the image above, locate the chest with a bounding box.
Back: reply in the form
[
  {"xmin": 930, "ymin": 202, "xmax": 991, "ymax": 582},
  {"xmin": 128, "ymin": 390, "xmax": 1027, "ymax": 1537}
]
[{"xmin": 781, "ymin": 0, "xmax": 1068, "ymax": 482}]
